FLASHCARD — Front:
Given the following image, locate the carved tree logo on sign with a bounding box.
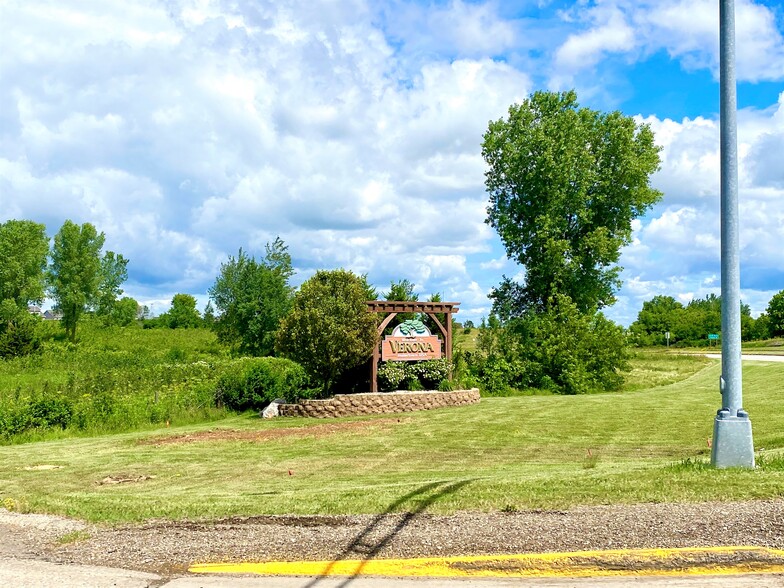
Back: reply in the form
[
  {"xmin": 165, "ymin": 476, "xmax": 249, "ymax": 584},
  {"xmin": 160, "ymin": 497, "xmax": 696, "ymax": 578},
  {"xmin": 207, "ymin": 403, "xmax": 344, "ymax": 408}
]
[{"xmin": 382, "ymin": 319, "xmax": 442, "ymax": 361}]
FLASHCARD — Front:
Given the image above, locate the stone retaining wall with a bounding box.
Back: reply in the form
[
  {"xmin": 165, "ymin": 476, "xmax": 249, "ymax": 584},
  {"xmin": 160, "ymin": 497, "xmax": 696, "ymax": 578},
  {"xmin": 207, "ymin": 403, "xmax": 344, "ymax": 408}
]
[{"xmin": 278, "ymin": 388, "xmax": 480, "ymax": 418}]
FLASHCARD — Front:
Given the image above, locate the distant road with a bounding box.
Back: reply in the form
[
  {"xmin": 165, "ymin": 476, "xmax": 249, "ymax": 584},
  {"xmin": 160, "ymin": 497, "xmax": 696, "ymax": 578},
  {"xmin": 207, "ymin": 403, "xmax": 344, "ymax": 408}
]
[{"xmin": 704, "ymin": 354, "xmax": 784, "ymax": 362}]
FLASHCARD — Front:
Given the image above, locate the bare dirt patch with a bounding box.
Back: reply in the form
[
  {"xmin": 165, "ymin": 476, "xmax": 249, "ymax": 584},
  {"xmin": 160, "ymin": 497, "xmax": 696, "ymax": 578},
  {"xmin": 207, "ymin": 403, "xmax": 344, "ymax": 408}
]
[
  {"xmin": 97, "ymin": 474, "xmax": 155, "ymax": 485},
  {"xmin": 138, "ymin": 418, "xmax": 410, "ymax": 446}
]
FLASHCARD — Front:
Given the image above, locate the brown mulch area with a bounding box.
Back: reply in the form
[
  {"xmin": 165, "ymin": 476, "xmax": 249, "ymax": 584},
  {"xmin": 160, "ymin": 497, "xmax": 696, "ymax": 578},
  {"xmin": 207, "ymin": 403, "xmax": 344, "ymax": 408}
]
[
  {"xmin": 138, "ymin": 418, "xmax": 410, "ymax": 446},
  {"xmin": 3, "ymin": 501, "xmax": 784, "ymax": 576}
]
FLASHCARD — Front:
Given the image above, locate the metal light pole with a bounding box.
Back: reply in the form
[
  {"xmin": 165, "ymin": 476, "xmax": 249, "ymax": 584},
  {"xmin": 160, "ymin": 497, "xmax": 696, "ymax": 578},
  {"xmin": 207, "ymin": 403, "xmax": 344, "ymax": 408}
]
[{"xmin": 711, "ymin": 0, "xmax": 754, "ymax": 468}]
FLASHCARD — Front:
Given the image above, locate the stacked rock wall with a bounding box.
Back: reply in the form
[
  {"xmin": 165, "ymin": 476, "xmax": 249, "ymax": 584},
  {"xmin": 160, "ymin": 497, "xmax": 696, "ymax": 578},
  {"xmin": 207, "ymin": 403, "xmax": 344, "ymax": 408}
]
[{"xmin": 278, "ymin": 389, "xmax": 480, "ymax": 418}]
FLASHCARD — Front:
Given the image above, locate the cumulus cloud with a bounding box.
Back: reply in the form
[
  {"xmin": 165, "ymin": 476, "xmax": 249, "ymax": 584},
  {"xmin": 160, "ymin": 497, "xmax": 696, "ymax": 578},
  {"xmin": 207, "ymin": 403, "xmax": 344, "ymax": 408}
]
[
  {"xmin": 550, "ymin": 0, "xmax": 784, "ymax": 86},
  {"xmin": 378, "ymin": 0, "xmax": 519, "ymax": 61},
  {"xmin": 554, "ymin": 6, "xmax": 635, "ymax": 74}
]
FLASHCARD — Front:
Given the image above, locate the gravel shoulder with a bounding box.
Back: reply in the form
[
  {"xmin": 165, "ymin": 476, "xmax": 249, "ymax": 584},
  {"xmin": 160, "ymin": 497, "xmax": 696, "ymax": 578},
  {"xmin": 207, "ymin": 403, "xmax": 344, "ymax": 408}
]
[{"xmin": 2, "ymin": 501, "xmax": 784, "ymax": 577}]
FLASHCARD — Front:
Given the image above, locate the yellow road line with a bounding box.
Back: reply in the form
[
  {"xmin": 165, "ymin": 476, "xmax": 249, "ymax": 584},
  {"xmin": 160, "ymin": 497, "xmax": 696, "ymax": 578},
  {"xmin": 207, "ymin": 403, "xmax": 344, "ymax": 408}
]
[{"xmin": 190, "ymin": 546, "xmax": 784, "ymax": 578}]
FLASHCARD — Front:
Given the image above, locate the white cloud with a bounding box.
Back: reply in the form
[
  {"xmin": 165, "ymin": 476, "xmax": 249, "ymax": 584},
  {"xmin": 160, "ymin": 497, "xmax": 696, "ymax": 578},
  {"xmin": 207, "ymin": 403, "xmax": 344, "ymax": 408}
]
[
  {"xmin": 550, "ymin": 0, "xmax": 784, "ymax": 84},
  {"xmin": 480, "ymin": 255, "xmax": 507, "ymax": 271},
  {"xmin": 554, "ymin": 7, "xmax": 634, "ymax": 73},
  {"xmin": 379, "ymin": 0, "xmax": 518, "ymax": 62}
]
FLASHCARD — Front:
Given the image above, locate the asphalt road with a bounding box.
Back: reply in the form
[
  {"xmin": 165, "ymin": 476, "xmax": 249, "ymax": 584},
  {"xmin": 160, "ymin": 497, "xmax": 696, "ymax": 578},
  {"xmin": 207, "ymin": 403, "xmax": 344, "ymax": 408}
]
[{"xmin": 705, "ymin": 354, "xmax": 784, "ymax": 362}]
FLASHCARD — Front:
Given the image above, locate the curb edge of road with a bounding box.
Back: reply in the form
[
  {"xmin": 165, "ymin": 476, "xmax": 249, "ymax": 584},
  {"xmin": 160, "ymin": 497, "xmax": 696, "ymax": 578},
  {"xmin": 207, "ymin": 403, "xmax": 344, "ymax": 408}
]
[{"xmin": 189, "ymin": 545, "xmax": 784, "ymax": 579}]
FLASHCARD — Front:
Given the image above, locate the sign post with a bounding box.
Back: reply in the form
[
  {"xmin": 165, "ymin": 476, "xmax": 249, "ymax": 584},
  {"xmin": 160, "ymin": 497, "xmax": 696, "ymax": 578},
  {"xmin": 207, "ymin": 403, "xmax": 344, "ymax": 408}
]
[{"xmin": 711, "ymin": 0, "xmax": 754, "ymax": 468}]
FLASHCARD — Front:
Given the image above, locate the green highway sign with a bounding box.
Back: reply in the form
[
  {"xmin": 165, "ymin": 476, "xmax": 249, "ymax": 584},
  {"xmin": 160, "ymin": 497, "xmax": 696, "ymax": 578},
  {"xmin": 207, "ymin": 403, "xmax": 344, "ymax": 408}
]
[{"xmin": 708, "ymin": 333, "xmax": 720, "ymax": 340}]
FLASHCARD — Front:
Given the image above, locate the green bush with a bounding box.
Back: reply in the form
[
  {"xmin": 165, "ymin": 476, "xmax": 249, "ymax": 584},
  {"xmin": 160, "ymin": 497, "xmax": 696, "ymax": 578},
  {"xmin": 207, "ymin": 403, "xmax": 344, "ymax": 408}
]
[
  {"xmin": 29, "ymin": 398, "xmax": 73, "ymax": 429},
  {"xmin": 409, "ymin": 358, "xmax": 452, "ymax": 389},
  {"xmin": 215, "ymin": 357, "xmax": 310, "ymax": 411},
  {"xmin": 0, "ymin": 300, "xmax": 41, "ymax": 359},
  {"xmin": 377, "ymin": 361, "xmax": 407, "ymax": 390},
  {"xmin": 437, "ymin": 379, "xmax": 454, "ymax": 391},
  {"xmin": 276, "ymin": 269, "xmax": 378, "ymax": 394},
  {"xmin": 377, "ymin": 359, "xmax": 454, "ymax": 391},
  {"xmin": 0, "ymin": 397, "xmax": 74, "ymax": 438},
  {"xmin": 468, "ymin": 295, "xmax": 628, "ymax": 395}
]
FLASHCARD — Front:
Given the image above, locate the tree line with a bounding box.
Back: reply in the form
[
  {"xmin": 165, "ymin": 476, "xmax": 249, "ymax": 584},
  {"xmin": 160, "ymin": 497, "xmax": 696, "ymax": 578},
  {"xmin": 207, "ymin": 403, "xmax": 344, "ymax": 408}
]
[
  {"xmin": 629, "ymin": 292, "xmax": 784, "ymax": 346},
  {"xmin": 0, "ymin": 219, "xmax": 444, "ymax": 396}
]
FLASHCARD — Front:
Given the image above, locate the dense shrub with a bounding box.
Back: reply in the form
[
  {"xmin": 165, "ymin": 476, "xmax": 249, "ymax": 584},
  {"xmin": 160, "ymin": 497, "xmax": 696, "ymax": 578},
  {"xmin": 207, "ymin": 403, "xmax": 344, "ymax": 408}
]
[
  {"xmin": 29, "ymin": 397, "xmax": 73, "ymax": 429},
  {"xmin": 469, "ymin": 294, "xmax": 628, "ymax": 395},
  {"xmin": 0, "ymin": 300, "xmax": 41, "ymax": 358},
  {"xmin": 215, "ymin": 357, "xmax": 311, "ymax": 411},
  {"xmin": 276, "ymin": 270, "xmax": 378, "ymax": 394},
  {"xmin": 0, "ymin": 397, "xmax": 74, "ymax": 437},
  {"xmin": 377, "ymin": 359, "xmax": 453, "ymax": 391},
  {"xmin": 377, "ymin": 361, "xmax": 407, "ymax": 390}
]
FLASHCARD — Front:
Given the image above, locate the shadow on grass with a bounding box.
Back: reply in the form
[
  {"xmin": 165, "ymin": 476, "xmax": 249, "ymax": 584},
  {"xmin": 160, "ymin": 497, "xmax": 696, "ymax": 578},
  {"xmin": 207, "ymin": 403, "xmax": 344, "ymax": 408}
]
[{"xmin": 304, "ymin": 479, "xmax": 473, "ymax": 588}]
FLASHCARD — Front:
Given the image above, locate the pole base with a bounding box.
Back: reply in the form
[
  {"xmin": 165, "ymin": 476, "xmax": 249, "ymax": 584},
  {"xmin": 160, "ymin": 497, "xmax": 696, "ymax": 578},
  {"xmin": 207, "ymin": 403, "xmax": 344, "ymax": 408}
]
[{"xmin": 711, "ymin": 415, "xmax": 754, "ymax": 469}]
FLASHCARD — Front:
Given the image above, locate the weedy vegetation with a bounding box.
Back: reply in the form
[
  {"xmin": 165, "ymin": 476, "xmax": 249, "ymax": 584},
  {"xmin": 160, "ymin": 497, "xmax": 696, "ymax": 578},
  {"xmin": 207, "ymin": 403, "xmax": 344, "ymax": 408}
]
[{"xmin": 0, "ymin": 322, "xmax": 235, "ymax": 442}]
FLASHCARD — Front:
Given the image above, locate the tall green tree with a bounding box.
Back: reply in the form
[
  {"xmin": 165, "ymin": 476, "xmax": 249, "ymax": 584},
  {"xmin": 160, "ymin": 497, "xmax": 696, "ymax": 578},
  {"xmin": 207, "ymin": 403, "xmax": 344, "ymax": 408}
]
[
  {"xmin": 0, "ymin": 220, "xmax": 49, "ymax": 357},
  {"xmin": 483, "ymin": 90, "xmax": 662, "ymax": 314},
  {"xmin": 629, "ymin": 295, "xmax": 684, "ymax": 345},
  {"xmin": 0, "ymin": 219, "xmax": 49, "ymax": 307},
  {"xmin": 767, "ymin": 290, "xmax": 784, "ymax": 338},
  {"xmin": 359, "ymin": 273, "xmax": 377, "ymax": 300},
  {"xmin": 209, "ymin": 237, "xmax": 294, "ymax": 355},
  {"xmin": 202, "ymin": 300, "xmax": 216, "ymax": 327},
  {"xmin": 166, "ymin": 293, "xmax": 201, "ymax": 328},
  {"xmin": 95, "ymin": 251, "xmax": 129, "ymax": 321},
  {"xmin": 112, "ymin": 296, "xmax": 139, "ymax": 327},
  {"xmin": 47, "ymin": 220, "xmax": 105, "ymax": 342},
  {"xmin": 383, "ymin": 278, "xmax": 418, "ymax": 325},
  {"xmin": 276, "ymin": 269, "xmax": 378, "ymax": 395}
]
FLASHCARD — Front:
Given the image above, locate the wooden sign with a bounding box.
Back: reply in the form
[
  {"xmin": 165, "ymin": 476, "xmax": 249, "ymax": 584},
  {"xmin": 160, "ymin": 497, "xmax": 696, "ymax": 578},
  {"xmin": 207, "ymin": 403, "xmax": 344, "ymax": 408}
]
[{"xmin": 382, "ymin": 335, "xmax": 441, "ymax": 361}]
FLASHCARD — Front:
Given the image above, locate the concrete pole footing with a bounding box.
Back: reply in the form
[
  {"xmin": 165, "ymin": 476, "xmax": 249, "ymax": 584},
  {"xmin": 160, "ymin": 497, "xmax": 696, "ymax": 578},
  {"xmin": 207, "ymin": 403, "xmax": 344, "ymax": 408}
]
[{"xmin": 711, "ymin": 415, "xmax": 755, "ymax": 468}]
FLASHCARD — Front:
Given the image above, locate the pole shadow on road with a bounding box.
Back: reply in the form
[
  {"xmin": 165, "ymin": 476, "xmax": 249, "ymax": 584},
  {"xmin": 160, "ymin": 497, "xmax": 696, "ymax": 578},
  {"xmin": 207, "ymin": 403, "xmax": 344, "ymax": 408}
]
[{"xmin": 303, "ymin": 479, "xmax": 472, "ymax": 588}]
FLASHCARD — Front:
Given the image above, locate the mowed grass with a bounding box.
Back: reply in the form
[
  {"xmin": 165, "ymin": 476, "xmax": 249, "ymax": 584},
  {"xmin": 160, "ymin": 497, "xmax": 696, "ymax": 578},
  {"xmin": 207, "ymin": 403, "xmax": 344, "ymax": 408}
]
[
  {"xmin": 742, "ymin": 338, "xmax": 784, "ymax": 355},
  {"xmin": 1, "ymin": 357, "xmax": 784, "ymax": 523},
  {"xmin": 623, "ymin": 350, "xmax": 711, "ymax": 391}
]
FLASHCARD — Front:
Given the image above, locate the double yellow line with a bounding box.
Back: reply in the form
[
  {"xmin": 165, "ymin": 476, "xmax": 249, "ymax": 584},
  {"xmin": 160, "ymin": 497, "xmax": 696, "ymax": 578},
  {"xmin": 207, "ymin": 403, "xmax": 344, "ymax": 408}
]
[{"xmin": 191, "ymin": 546, "xmax": 784, "ymax": 578}]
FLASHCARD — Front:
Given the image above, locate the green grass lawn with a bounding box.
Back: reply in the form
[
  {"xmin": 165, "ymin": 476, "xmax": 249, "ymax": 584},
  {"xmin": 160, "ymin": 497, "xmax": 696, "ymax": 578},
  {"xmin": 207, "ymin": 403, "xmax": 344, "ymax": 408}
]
[
  {"xmin": 1, "ymin": 357, "xmax": 783, "ymax": 523},
  {"xmin": 742, "ymin": 338, "xmax": 784, "ymax": 354}
]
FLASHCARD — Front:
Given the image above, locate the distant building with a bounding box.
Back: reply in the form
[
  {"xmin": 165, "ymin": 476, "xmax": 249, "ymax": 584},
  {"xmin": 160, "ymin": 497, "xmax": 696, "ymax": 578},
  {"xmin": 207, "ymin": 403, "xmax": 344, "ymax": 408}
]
[{"xmin": 27, "ymin": 306, "xmax": 62, "ymax": 320}]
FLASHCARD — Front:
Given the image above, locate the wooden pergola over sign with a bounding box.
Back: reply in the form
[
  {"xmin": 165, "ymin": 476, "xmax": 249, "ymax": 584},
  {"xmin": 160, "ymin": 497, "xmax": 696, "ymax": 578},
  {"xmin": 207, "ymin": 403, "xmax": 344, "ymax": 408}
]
[{"xmin": 366, "ymin": 300, "xmax": 460, "ymax": 393}]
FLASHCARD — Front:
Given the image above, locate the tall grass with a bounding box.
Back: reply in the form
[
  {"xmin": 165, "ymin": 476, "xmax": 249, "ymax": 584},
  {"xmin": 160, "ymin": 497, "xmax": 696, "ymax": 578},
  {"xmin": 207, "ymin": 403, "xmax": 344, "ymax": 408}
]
[{"xmin": 0, "ymin": 321, "xmax": 238, "ymax": 442}]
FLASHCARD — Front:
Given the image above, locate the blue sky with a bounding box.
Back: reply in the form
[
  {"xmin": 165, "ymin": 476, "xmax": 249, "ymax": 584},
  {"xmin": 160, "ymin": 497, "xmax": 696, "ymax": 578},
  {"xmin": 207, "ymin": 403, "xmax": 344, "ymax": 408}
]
[{"xmin": 1, "ymin": 0, "xmax": 783, "ymax": 325}]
